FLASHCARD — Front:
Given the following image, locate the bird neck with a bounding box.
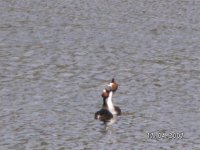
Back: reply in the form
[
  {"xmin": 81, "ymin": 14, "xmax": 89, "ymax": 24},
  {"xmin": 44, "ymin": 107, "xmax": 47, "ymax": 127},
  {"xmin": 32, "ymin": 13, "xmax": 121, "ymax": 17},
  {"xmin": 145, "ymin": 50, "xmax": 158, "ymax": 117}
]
[
  {"xmin": 102, "ymin": 98, "xmax": 107, "ymax": 108},
  {"xmin": 107, "ymin": 91, "xmax": 115, "ymax": 111}
]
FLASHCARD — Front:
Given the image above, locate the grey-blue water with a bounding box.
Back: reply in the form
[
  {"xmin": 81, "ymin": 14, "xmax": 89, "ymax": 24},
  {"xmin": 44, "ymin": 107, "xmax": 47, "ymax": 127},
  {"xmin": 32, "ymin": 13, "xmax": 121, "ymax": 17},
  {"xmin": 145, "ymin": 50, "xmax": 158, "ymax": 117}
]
[{"xmin": 0, "ymin": 0, "xmax": 200, "ymax": 149}]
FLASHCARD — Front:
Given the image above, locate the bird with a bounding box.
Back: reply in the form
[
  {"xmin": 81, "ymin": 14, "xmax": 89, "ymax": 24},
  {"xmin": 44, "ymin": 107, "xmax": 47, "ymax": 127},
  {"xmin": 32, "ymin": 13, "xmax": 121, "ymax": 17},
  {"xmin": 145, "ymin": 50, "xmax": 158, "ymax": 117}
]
[
  {"xmin": 105, "ymin": 86, "xmax": 121, "ymax": 115},
  {"xmin": 95, "ymin": 88, "xmax": 113, "ymax": 122}
]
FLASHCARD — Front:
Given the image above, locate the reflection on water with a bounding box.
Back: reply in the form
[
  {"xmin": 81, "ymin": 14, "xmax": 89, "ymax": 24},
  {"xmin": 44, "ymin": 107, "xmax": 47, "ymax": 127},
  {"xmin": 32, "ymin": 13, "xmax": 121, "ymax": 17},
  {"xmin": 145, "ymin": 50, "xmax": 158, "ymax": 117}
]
[{"xmin": 1, "ymin": 0, "xmax": 200, "ymax": 149}]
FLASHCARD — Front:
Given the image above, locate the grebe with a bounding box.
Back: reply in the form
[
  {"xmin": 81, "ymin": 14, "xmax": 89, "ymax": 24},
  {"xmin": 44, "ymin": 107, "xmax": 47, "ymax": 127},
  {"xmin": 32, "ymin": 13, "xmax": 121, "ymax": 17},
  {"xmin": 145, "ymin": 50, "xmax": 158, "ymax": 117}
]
[
  {"xmin": 108, "ymin": 78, "xmax": 118, "ymax": 92},
  {"xmin": 95, "ymin": 89, "xmax": 113, "ymax": 121},
  {"xmin": 106, "ymin": 87, "xmax": 121, "ymax": 115}
]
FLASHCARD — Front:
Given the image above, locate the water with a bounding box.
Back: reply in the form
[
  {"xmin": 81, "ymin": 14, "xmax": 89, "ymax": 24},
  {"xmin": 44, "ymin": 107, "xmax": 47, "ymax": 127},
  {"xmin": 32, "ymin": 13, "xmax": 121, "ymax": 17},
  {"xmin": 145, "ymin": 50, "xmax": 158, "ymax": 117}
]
[{"xmin": 0, "ymin": 0, "xmax": 200, "ymax": 149}]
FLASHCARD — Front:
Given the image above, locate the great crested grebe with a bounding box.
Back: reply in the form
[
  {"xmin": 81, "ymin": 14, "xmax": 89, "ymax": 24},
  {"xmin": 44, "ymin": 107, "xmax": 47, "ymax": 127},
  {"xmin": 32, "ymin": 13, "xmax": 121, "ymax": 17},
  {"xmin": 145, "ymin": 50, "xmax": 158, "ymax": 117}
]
[
  {"xmin": 106, "ymin": 86, "xmax": 121, "ymax": 115},
  {"xmin": 107, "ymin": 79, "xmax": 121, "ymax": 115},
  {"xmin": 95, "ymin": 89, "xmax": 113, "ymax": 121}
]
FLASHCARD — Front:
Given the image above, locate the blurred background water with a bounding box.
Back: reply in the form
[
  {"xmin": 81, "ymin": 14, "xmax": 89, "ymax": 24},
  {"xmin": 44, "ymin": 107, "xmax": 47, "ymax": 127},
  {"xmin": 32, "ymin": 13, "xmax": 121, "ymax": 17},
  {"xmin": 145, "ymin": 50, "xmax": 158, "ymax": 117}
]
[{"xmin": 0, "ymin": 0, "xmax": 200, "ymax": 149}]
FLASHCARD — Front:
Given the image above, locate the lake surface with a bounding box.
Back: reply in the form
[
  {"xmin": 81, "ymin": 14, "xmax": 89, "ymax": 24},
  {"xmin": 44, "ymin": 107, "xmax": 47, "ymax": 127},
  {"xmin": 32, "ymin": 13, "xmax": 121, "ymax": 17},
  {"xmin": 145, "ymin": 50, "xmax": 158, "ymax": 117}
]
[{"xmin": 0, "ymin": 0, "xmax": 200, "ymax": 149}]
